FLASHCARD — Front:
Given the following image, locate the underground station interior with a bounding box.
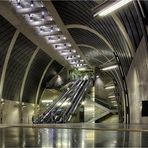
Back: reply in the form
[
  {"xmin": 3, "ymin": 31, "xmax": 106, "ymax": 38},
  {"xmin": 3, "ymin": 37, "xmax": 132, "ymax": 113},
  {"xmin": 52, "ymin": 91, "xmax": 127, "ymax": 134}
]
[{"xmin": 0, "ymin": 0, "xmax": 148, "ymax": 147}]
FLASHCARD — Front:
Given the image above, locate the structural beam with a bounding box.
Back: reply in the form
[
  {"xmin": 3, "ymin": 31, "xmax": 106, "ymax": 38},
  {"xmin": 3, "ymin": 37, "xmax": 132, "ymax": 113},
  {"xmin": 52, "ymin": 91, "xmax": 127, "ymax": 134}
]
[
  {"xmin": 35, "ymin": 60, "xmax": 53, "ymax": 105},
  {"xmin": 43, "ymin": 1, "xmax": 92, "ymax": 68},
  {"xmin": 0, "ymin": 30, "xmax": 19, "ymax": 100},
  {"xmin": 20, "ymin": 47, "xmax": 40, "ymax": 103},
  {"xmin": 66, "ymin": 24, "xmax": 115, "ymax": 52}
]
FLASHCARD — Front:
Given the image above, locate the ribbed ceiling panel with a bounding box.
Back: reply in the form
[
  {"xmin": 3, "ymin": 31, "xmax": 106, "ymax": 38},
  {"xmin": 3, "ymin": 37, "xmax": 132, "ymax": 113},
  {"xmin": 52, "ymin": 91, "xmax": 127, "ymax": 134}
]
[
  {"xmin": 3, "ymin": 33, "xmax": 36, "ymax": 101},
  {"xmin": 68, "ymin": 28, "xmax": 114, "ymax": 62},
  {"xmin": 22, "ymin": 49, "xmax": 52, "ymax": 103},
  {"xmin": 117, "ymin": 3, "xmax": 143, "ymax": 51},
  {"xmin": 53, "ymin": 1, "xmax": 133, "ymax": 75},
  {"xmin": 0, "ymin": 15, "xmax": 16, "ymax": 79}
]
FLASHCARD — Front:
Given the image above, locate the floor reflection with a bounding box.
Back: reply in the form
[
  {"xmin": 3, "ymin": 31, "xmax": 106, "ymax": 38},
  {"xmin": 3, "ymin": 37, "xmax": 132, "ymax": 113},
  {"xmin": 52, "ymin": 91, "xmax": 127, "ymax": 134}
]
[{"xmin": 0, "ymin": 125, "xmax": 148, "ymax": 147}]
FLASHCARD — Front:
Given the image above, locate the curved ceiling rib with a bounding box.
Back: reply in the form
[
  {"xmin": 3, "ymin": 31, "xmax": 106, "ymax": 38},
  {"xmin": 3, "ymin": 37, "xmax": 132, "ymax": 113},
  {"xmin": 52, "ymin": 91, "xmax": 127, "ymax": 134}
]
[
  {"xmin": 112, "ymin": 14, "xmax": 135, "ymax": 57},
  {"xmin": 0, "ymin": 30, "xmax": 19, "ymax": 100},
  {"xmin": 66, "ymin": 24, "xmax": 115, "ymax": 52},
  {"xmin": 53, "ymin": 0, "xmax": 133, "ymax": 74}
]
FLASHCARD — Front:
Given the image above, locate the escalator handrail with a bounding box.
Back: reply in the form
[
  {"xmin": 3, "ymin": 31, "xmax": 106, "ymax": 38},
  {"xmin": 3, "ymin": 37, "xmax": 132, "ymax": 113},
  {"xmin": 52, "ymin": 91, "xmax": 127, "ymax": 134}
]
[
  {"xmin": 40, "ymin": 80, "xmax": 83, "ymax": 123},
  {"xmin": 64, "ymin": 80, "xmax": 91, "ymax": 122},
  {"xmin": 35, "ymin": 80, "xmax": 80, "ymax": 123},
  {"xmin": 54, "ymin": 80, "xmax": 86, "ymax": 123}
]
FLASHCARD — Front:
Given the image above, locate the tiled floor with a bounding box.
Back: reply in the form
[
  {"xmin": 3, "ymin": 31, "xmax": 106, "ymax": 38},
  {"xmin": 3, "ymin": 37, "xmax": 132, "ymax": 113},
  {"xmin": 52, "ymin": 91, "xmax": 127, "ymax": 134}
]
[{"xmin": 0, "ymin": 124, "xmax": 148, "ymax": 147}]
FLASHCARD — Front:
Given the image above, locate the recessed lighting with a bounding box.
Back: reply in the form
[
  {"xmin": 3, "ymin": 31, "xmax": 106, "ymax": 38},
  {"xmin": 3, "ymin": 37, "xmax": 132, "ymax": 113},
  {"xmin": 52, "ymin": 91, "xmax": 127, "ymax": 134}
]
[
  {"xmin": 96, "ymin": 75, "xmax": 99, "ymax": 78},
  {"xmin": 30, "ymin": 0, "xmax": 34, "ymax": 7},
  {"xmin": 16, "ymin": 1, "xmax": 21, "ymax": 8},
  {"xmin": 63, "ymin": 36, "xmax": 66, "ymax": 40},
  {"xmin": 94, "ymin": 0, "xmax": 132, "ymax": 17}
]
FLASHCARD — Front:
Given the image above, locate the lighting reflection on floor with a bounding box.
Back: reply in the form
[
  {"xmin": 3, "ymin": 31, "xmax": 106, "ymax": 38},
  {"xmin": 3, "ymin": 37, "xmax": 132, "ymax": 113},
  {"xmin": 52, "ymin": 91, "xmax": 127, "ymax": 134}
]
[{"xmin": 0, "ymin": 124, "xmax": 148, "ymax": 147}]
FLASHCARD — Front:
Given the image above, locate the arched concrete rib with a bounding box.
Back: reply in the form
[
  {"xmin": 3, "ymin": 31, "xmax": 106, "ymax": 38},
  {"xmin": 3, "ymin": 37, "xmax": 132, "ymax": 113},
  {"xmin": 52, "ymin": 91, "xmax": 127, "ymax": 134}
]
[
  {"xmin": 66, "ymin": 24, "xmax": 115, "ymax": 52},
  {"xmin": 20, "ymin": 47, "xmax": 40, "ymax": 103},
  {"xmin": 112, "ymin": 14, "xmax": 135, "ymax": 57},
  {"xmin": 0, "ymin": 30, "xmax": 20, "ymax": 100},
  {"xmin": 35, "ymin": 60, "xmax": 53, "ymax": 105}
]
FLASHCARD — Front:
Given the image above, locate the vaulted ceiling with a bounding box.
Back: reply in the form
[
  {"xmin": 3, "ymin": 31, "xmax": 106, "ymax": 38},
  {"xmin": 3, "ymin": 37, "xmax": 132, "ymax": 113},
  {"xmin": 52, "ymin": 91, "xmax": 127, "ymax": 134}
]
[{"xmin": 0, "ymin": 0, "xmax": 147, "ymax": 107}]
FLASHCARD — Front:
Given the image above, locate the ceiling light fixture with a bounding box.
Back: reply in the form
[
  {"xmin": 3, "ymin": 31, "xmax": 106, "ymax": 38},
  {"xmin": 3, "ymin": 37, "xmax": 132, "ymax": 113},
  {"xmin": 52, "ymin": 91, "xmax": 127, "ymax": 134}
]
[
  {"xmin": 30, "ymin": 0, "xmax": 34, "ymax": 7},
  {"xmin": 101, "ymin": 65, "xmax": 118, "ymax": 71},
  {"xmin": 108, "ymin": 95, "xmax": 116, "ymax": 99},
  {"xmin": 11, "ymin": 0, "xmax": 87, "ymax": 69},
  {"xmin": 94, "ymin": 0, "xmax": 132, "ymax": 17},
  {"xmin": 41, "ymin": 100, "xmax": 53, "ymax": 103},
  {"xmin": 105, "ymin": 85, "xmax": 115, "ymax": 90}
]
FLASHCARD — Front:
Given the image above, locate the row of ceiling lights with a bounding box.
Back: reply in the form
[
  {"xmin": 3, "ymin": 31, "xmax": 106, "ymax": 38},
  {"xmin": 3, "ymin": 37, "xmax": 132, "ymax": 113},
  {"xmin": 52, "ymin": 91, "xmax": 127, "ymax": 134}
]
[{"xmin": 11, "ymin": 0, "xmax": 87, "ymax": 68}]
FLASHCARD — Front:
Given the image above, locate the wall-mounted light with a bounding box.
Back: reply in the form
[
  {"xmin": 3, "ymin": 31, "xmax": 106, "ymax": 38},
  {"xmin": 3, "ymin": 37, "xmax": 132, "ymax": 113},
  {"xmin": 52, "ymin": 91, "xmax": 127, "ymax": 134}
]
[
  {"xmin": 41, "ymin": 100, "xmax": 53, "ymax": 103},
  {"xmin": 78, "ymin": 67, "xmax": 86, "ymax": 71},
  {"xmin": 96, "ymin": 75, "xmax": 99, "ymax": 78},
  {"xmin": 81, "ymin": 101, "xmax": 86, "ymax": 105},
  {"xmin": 105, "ymin": 85, "xmax": 115, "ymax": 90},
  {"xmin": 108, "ymin": 95, "xmax": 116, "ymax": 99},
  {"xmin": 101, "ymin": 65, "xmax": 118, "ymax": 71},
  {"xmin": 94, "ymin": 0, "xmax": 132, "ymax": 17}
]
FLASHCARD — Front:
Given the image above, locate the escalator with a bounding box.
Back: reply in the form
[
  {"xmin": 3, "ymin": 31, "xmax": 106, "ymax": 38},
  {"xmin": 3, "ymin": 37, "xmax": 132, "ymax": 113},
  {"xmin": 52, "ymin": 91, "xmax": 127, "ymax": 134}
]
[{"xmin": 34, "ymin": 79, "xmax": 92, "ymax": 124}]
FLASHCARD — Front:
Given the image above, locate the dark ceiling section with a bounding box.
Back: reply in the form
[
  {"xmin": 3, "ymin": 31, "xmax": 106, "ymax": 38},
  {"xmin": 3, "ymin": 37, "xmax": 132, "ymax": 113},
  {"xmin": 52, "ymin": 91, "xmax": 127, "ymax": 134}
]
[
  {"xmin": 68, "ymin": 28, "xmax": 114, "ymax": 65},
  {"xmin": 38, "ymin": 61, "xmax": 63, "ymax": 104},
  {"xmin": 22, "ymin": 50, "xmax": 52, "ymax": 103},
  {"xmin": 53, "ymin": 1, "xmax": 133, "ymax": 75},
  {"xmin": 0, "ymin": 15, "xmax": 16, "ymax": 78},
  {"xmin": 48, "ymin": 68, "xmax": 67, "ymax": 89},
  {"xmin": 117, "ymin": 3, "xmax": 143, "ymax": 51},
  {"xmin": 3, "ymin": 33, "xmax": 36, "ymax": 101},
  {"xmin": 141, "ymin": 1, "xmax": 148, "ymax": 24}
]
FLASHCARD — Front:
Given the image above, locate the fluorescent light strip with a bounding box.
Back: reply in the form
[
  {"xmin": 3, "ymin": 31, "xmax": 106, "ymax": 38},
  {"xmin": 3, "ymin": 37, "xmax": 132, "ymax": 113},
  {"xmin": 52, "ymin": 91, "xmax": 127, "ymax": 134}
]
[
  {"xmin": 41, "ymin": 100, "xmax": 53, "ymax": 103},
  {"xmin": 108, "ymin": 95, "xmax": 116, "ymax": 99},
  {"xmin": 95, "ymin": 0, "xmax": 132, "ymax": 17},
  {"xmin": 105, "ymin": 85, "xmax": 115, "ymax": 90},
  {"xmin": 102, "ymin": 65, "xmax": 118, "ymax": 71}
]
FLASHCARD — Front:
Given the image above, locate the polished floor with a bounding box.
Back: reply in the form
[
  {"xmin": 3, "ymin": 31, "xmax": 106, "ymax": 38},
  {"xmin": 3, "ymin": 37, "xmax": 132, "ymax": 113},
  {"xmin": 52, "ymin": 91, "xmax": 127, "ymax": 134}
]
[{"xmin": 0, "ymin": 124, "xmax": 148, "ymax": 147}]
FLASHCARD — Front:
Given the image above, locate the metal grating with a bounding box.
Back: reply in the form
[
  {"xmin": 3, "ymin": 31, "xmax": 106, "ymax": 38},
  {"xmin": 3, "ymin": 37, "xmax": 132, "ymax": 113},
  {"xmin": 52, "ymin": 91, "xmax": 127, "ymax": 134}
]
[
  {"xmin": 3, "ymin": 33, "xmax": 36, "ymax": 101},
  {"xmin": 0, "ymin": 15, "xmax": 16, "ymax": 79},
  {"xmin": 22, "ymin": 49, "xmax": 52, "ymax": 103}
]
